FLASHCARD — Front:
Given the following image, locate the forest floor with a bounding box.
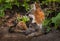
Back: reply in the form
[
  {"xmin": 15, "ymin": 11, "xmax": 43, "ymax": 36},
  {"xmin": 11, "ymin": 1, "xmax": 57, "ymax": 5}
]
[{"xmin": 0, "ymin": 27, "xmax": 60, "ymax": 41}]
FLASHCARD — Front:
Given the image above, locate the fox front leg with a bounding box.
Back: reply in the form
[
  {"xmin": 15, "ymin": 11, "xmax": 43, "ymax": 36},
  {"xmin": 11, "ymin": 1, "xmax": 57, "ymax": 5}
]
[{"xmin": 35, "ymin": 23, "xmax": 43, "ymax": 33}]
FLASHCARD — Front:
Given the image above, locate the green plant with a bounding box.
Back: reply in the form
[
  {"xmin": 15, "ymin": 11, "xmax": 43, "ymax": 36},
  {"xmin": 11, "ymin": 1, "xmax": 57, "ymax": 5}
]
[
  {"xmin": 52, "ymin": 13, "xmax": 60, "ymax": 29},
  {"xmin": 0, "ymin": 0, "xmax": 31, "ymax": 18},
  {"xmin": 0, "ymin": 0, "xmax": 17, "ymax": 17},
  {"xmin": 42, "ymin": 19, "xmax": 51, "ymax": 32},
  {"xmin": 22, "ymin": 16, "xmax": 30, "ymax": 23},
  {"xmin": 17, "ymin": 16, "xmax": 30, "ymax": 23},
  {"xmin": 22, "ymin": 0, "xmax": 30, "ymax": 11},
  {"xmin": 0, "ymin": 9, "xmax": 5, "ymax": 17}
]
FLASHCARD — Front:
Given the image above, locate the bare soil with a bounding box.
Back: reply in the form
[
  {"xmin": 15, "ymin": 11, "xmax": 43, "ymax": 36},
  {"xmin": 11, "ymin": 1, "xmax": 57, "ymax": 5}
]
[{"xmin": 0, "ymin": 26, "xmax": 60, "ymax": 41}]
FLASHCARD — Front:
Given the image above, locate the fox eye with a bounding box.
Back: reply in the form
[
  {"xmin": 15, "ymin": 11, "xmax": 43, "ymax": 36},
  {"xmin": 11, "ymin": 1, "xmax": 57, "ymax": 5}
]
[{"xmin": 30, "ymin": 18, "xmax": 33, "ymax": 21}]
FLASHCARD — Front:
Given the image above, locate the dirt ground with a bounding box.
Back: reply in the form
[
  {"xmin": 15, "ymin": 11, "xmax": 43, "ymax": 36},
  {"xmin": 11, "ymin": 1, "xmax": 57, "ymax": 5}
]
[{"xmin": 0, "ymin": 26, "xmax": 60, "ymax": 41}]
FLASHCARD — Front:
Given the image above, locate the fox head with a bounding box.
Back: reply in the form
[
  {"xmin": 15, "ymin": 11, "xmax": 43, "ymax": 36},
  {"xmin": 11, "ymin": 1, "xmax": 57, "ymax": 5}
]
[{"xmin": 31, "ymin": 2, "xmax": 41, "ymax": 11}]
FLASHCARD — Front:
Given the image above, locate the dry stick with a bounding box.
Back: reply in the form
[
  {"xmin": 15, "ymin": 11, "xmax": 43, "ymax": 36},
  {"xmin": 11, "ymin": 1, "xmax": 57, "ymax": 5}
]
[{"xmin": 26, "ymin": 8, "xmax": 33, "ymax": 15}]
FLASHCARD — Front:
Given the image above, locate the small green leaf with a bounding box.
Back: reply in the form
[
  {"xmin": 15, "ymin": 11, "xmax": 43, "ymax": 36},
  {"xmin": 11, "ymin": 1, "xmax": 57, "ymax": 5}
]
[
  {"xmin": 22, "ymin": 16, "xmax": 30, "ymax": 23},
  {"xmin": 0, "ymin": 10, "xmax": 5, "ymax": 17}
]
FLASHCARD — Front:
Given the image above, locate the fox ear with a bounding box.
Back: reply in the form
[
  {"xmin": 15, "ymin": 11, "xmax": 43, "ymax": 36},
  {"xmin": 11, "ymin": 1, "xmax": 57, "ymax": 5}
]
[{"xmin": 34, "ymin": 2, "xmax": 40, "ymax": 8}]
